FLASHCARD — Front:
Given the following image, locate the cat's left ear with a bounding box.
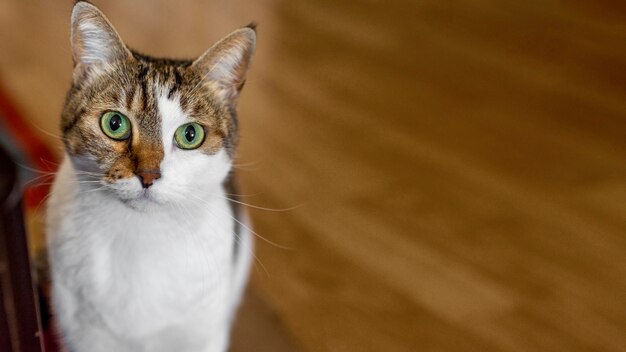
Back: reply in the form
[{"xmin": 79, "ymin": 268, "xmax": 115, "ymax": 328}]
[{"xmin": 192, "ymin": 25, "xmax": 256, "ymax": 104}]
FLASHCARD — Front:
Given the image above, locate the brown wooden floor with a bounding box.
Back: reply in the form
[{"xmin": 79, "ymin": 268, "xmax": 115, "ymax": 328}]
[{"xmin": 2, "ymin": 0, "xmax": 626, "ymax": 351}]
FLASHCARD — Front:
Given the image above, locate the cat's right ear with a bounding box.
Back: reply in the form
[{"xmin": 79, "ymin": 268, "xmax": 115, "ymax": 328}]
[{"xmin": 70, "ymin": 2, "xmax": 132, "ymax": 80}]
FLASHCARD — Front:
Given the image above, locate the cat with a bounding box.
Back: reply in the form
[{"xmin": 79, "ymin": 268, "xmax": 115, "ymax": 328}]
[{"xmin": 45, "ymin": 2, "xmax": 255, "ymax": 351}]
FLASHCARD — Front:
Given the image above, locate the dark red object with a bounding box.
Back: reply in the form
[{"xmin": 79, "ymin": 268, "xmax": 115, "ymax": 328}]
[
  {"xmin": 0, "ymin": 79, "xmax": 59, "ymax": 351},
  {"xmin": 0, "ymin": 81, "xmax": 57, "ymax": 208},
  {"xmin": 0, "ymin": 145, "xmax": 44, "ymax": 351}
]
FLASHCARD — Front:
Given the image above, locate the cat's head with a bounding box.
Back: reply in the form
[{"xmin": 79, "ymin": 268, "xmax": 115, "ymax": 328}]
[{"xmin": 61, "ymin": 2, "xmax": 255, "ymax": 209}]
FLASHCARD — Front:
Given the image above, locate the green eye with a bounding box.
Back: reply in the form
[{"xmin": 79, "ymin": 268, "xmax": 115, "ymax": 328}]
[
  {"xmin": 174, "ymin": 123, "xmax": 205, "ymax": 150},
  {"xmin": 100, "ymin": 111, "xmax": 131, "ymax": 140}
]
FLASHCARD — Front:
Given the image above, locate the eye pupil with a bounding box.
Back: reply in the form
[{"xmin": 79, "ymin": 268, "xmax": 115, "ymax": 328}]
[
  {"xmin": 184, "ymin": 125, "xmax": 196, "ymax": 142},
  {"xmin": 109, "ymin": 114, "xmax": 122, "ymax": 131}
]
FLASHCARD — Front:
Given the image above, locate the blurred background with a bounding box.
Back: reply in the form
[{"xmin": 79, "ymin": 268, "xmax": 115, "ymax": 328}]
[{"xmin": 1, "ymin": 0, "xmax": 626, "ymax": 351}]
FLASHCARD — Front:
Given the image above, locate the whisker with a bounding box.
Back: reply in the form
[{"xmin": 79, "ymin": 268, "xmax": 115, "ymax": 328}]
[
  {"xmin": 23, "ymin": 117, "xmax": 66, "ymax": 143},
  {"xmin": 187, "ymin": 193, "xmax": 292, "ymax": 251},
  {"xmin": 22, "ymin": 173, "xmax": 55, "ymax": 186},
  {"xmin": 221, "ymin": 196, "xmax": 303, "ymax": 212},
  {"xmin": 16, "ymin": 162, "xmax": 56, "ymax": 175},
  {"xmin": 195, "ymin": 199, "xmax": 270, "ymax": 278},
  {"xmin": 223, "ymin": 192, "xmax": 261, "ymax": 198},
  {"xmin": 231, "ymin": 160, "xmax": 261, "ymax": 168},
  {"xmin": 230, "ymin": 159, "xmax": 263, "ymax": 171},
  {"xmin": 39, "ymin": 158, "xmax": 60, "ymax": 169}
]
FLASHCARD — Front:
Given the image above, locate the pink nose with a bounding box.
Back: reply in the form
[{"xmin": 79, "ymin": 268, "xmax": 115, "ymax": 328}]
[{"xmin": 136, "ymin": 169, "xmax": 161, "ymax": 188}]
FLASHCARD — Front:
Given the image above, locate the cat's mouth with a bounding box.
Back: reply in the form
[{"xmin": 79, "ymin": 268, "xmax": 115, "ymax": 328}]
[
  {"xmin": 138, "ymin": 189, "xmax": 152, "ymax": 201},
  {"xmin": 110, "ymin": 182, "xmax": 164, "ymax": 210}
]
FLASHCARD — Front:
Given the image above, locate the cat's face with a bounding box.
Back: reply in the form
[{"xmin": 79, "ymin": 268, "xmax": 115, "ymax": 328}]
[{"xmin": 62, "ymin": 2, "xmax": 255, "ymax": 209}]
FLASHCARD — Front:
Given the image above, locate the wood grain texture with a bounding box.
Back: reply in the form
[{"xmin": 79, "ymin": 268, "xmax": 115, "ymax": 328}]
[{"xmin": 1, "ymin": 0, "xmax": 625, "ymax": 351}]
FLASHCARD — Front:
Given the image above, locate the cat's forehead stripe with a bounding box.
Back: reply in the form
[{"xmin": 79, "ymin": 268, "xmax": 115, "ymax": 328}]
[
  {"xmin": 168, "ymin": 66, "xmax": 184, "ymax": 100},
  {"xmin": 125, "ymin": 83, "xmax": 136, "ymax": 111},
  {"xmin": 138, "ymin": 64, "xmax": 150, "ymax": 111}
]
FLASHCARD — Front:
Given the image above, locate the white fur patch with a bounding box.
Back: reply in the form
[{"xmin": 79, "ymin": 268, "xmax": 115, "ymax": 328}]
[{"xmin": 155, "ymin": 91, "xmax": 232, "ymax": 201}]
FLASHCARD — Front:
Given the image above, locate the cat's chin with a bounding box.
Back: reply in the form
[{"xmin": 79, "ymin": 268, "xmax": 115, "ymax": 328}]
[
  {"xmin": 107, "ymin": 185, "xmax": 166, "ymax": 211},
  {"xmin": 118, "ymin": 193, "xmax": 164, "ymax": 211}
]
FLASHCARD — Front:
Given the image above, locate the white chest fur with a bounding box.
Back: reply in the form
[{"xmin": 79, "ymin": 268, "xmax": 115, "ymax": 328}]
[{"xmin": 46, "ymin": 160, "xmax": 239, "ymax": 352}]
